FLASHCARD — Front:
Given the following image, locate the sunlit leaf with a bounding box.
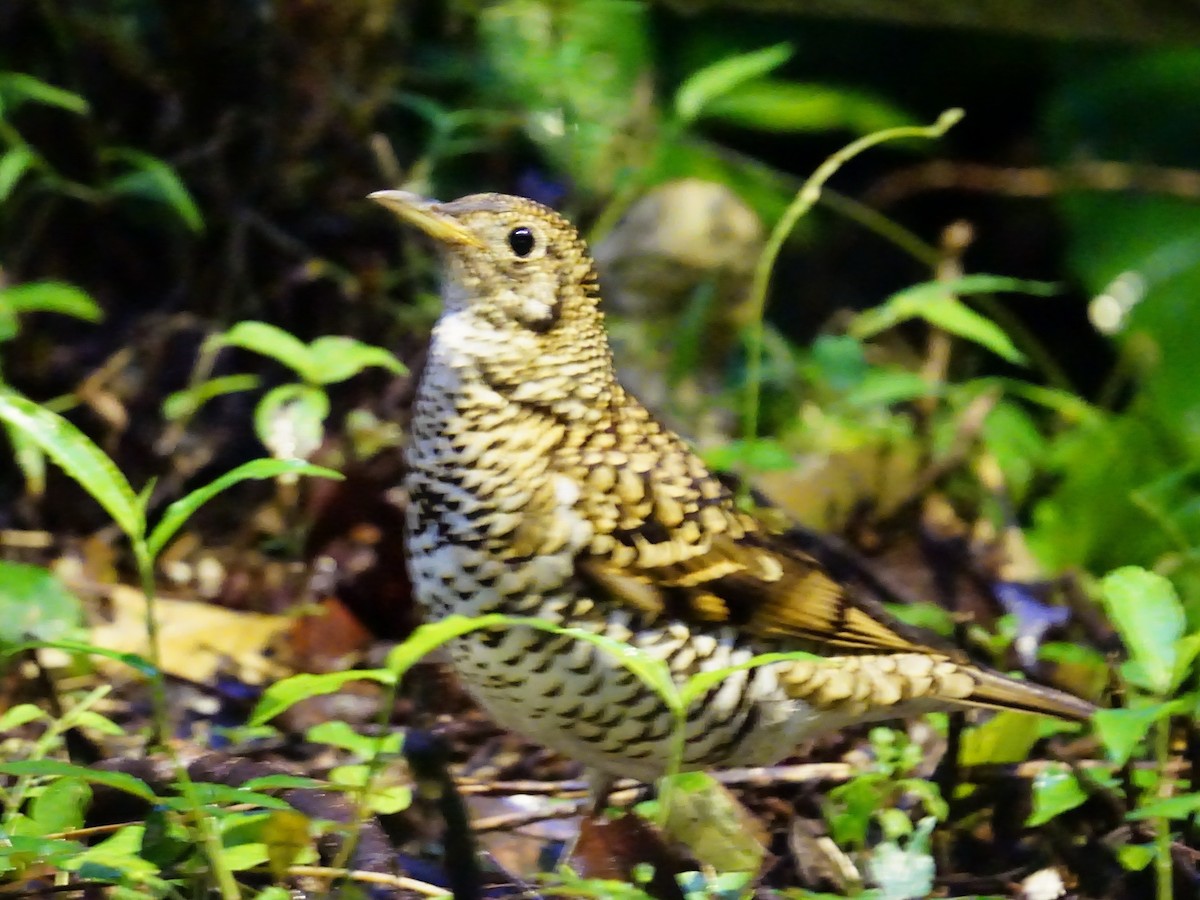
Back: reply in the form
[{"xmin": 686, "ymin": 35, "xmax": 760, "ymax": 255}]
[
  {"xmin": 253, "ymin": 384, "xmax": 329, "ymax": 462},
  {"xmin": 162, "ymin": 374, "xmax": 260, "ymax": 422},
  {"xmin": 1026, "ymin": 764, "xmax": 1087, "ymax": 826},
  {"xmin": 1128, "ymin": 792, "xmax": 1200, "ymax": 821},
  {"xmin": 1094, "ymin": 703, "xmax": 1172, "ymax": 766},
  {"xmin": 250, "ymin": 669, "xmax": 395, "ymax": 725},
  {"xmin": 0, "ymin": 703, "xmax": 47, "ymax": 731},
  {"xmin": 702, "ymin": 80, "xmax": 912, "ymax": 135},
  {"xmin": 0, "ymin": 390, "xmax": 143, "ymax": 540},
  {"xmin": 960, "ymin": 711, "xmax": 1042, "ymax": 766},
  {"xmin": 0, "ymin": 147, "xmax": 36, "ymax": 202},
  {"xmin": 306, "ymin": 336, "xmax": 406, "ymax": 384},
  {"xmin": 147, "ymin": 458, "xmax": 341, "ymax": 558},
  {"xmin": 0, "ymin": 760, "xmax": 155, "ymax": 802},
  {"xmin": 264, "ymin": 809, "xmax": 311, "ymax": 880},
  {"xmin": 217, "ymin": 322, "xmax": 315, "ymax": 379},
  {"xmin": 30, "ymin": 777, "xmax": 91, "ymax": 835},
  {"xmin": 0, "ymin": 561, "xmax": 83, "ymax": 647},
  {"xmin": 1100, "ymin": 566, "xmax": 1185, "ymax": 695},
  {"xmin": 674, "ymin": 43, "xmax": 792, "ymax": 125},
  {"xmin": 0, "ymin": 73, "xmax": 88, "ymax": 113},
  {"xmin": 655, "ymin": 772, "xmax": 766, "ymax": 873},
  {"xmin": 0, "ymin": 281, "xmax": 102, "ymax": 322}
]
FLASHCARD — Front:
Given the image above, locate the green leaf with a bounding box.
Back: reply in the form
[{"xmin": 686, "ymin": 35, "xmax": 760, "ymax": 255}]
[
  {"xmin": 960, "ymin": 711, "xmax": 1043, "ymax": 766},
  {"xmin": 0, "ymin": 561, "xmax": 83, "ymax": 647},
  {"xmin": 30, "ymin": 777, "xmax": 91, "ymax": 834},
  {"xmin": 1128, "ymin": 791, "xmax": 1200, "ymax": 821},
  {"xmin": 0, "ymin": 703, "xmax": 47, "ymax": 730},
  {"xmin": 0, "ymin": 760, "xmax": 156, "ymax": 802},
  {"xmin": 1026, "ymin": 764, "xmax": 1087, "ymax": 826},
  {"xmin": 250, "ymin": 669, "xmax": 395, "ymax": 726},
  {"xmin": 168, "ymin": 782, "xmax": 291, "ymax": 810},
  {"xmin": 655, "ymin": 771, "xmax": 766, "ymax": 872},
  {"xmin": 0, "ymin": 73, "xmax": 88, "ymax": 113},
  {"xmin": 305, "ymin": 336, "xmax": 406, "ymax": 384},
  {"xmin": 1100, "ymin": 566, "xmax": 1185, "ymax": 696},
  {"xmin": 103, "ymin": 149, "xmax": 203, "ymax": 232},
  {"xmin": 146, "ymin": 458, "xmax": 341, "ymax": 558},
  {"xmin": 306, "ymin": 720, "xmax": 401, "ymax": 758},
  {"xmin": 674, "ymin": 43, "xmax": 792, "ymax": 125},
  {"xmin": 4, "ymin": 638, "xmax": 156, "ymax": 676},
  {"xmin": 479, "ymin": 0, "xmax": 651, "ymax": 196},
  {"xmin": 1094, "ymin": 704, "xmax": 1170, "ymax": 766},
  {"xmin": 1117, "ymin": 843, "xmax": 1157, "ymax": 871},
  {"xmin": 0, "ymin": 389, "xmax": 143, "ymax": 540},
  {"xmin": 701, "ymin": 438, "xmax": 794, "ymax": 473},
  {"xmin": 253, "ymin": 384, "xmax": 329, "ymax": 462},
  {"xmin": 702, "ymin": 80, "xmax": 912, "ymax": 135},
  {"xmin": 851, "ymin": 285, "xmax": 1027, "ymax": 365},
  {"xmin": 0, "ymin": 281, "xmax": 102, "ymax": 322},
  {"xmin": 162, "ymin": 374, "xmax": 260, "ymax": 422},
  {"xmin": 0, "ymin": 146, "xmax": 36, "ymax": 203},
  {"xmin": 217, "ymin": 322, "xmax": 315, "ymax": 378},
  {"xmin": 240, "ymin": 774, "xmax": 324, "ymax": 792}
]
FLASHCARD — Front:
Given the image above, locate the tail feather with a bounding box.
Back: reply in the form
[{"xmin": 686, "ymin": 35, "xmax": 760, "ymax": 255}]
[
  {"xmin": 781, "ymin": 652, "xmax": 1095, "ymax": 722},
  {"xmin": 961, "ymin": 664, "xmax": 1095, "ymax": 722}
]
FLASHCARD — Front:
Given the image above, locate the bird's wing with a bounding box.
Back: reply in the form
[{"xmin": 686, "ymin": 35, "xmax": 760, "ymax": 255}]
[{"xmin": 573, "ymin": 425, "xmax": 945, "ymax": 656}]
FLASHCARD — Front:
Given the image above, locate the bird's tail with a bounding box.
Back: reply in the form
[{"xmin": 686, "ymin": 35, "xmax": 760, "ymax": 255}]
[
  {"xmin": 782, "ymin": 652, "xmax": 1095, "ymax": 722},
  {"xmin": 956, "ymin": 663, "xmax": 1095, "ymax": 722}
]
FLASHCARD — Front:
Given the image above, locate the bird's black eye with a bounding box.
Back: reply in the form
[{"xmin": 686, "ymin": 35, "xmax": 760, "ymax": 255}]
[{"xmin": 507, "ymin": 227, "xmax": 535, "ymax": 258}]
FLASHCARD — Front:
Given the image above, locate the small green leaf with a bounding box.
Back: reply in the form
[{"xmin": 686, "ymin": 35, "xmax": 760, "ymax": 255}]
[
  {"xmin": 1128, "ymin": 792, "xmax": 1200, "ymax": 821},
  {"xmin": 240, "ymin": 774, "xmax": 324, "ymax": 792},
  {"xmin": 1100, "ymin": 566, "xmax": 1185, "ymax": 696},
  {"xmin": 0, "ymin": 147, "xmax": 36, "ymax": 202},
  {"xmin": 253, "ymin": 384, "xmax": 329, "ymax": 462},
  {"xmin": 217, "ymin": 321, "xmax": 315, "ymax": 379},
  {"xmin": 851, "ymin": 276, "xmax": 1057, "ymax": 364},
  {"xmin": 305, "ymin": 336, "xmax": 406, "ymax": 384},
  {"xmin": 250, "ymin": 669, "xmax": 395, "ymax": 725},
  {"xmin": 1026, "ymin": 764, "xmax": 1087, "ymax": 826},
  {"xmin": 0, "ymin": 281, "xmax": 102, "ymax": 322},
  {"xmin": 960, "ymin": 711, "xmax": 1042, "ymax": 766},
  {"xmin": 852, "ymin": 286, "xmax": 1027, "ymax": 364},
  {"xmin": 162, "ymin": 374, "xmax": 260, "ymax": 422},
  {"xmin": 103, "ymin": 149, "xmax": 203, "ymax": 232},
  {"xmin": 146, "ymin": 458, "xmax": 341, "ymax": 558},
  {"xmin": 0, "ymin": 760, "xmax": 155, "ymax": 802},
  {"xmin": 0, "ymin": 703, "xmax": 47, "ymax": 731},
  {"xmin": 4, "ymin": 638, "xmax": 156, "ymax": 676},
  {"xmin": 0, "ymin": 389, "xmax": 144, "ymax": 541},
  {"xmin": 701, "ymin": 438, "xmax": 794, "ymax": 473},
  {"xmin": 0, "ymin": 561, "xmax": 83, "ymax": 647},
  {"xmin": 656, "ymin": 771, "xmax": 765, "ymax": 872},
  {"xmin": 0, "ymin": 73, "xmax": 88, "ymax": 113},
  {"xmin": 306, "ymin": 720, "xmax": 400, "ymax": 757},
  {"xmin": 169, "ymin": 782, "xmax": 290, "ymax": 810},
  {"xmin": 1117, "ymin": 843, "xmax": 1157, "ymax": 871},
  {"xmin": 1093, "ymin": 704, "xmax": 1171, "ymax": 766},
  {"xmin": 30, "ymin": 777, "xmax": 91, "ymax": 834},
  {"xmin": 702, "ymin": 80, "xmax": 912, "ymax": 135},
  {"xmin": 674, "ymin": 43, "xmax": 792, "ymax": 125}
]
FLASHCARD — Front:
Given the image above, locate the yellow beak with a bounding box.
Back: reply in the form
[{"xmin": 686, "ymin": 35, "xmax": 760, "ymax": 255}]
[{"xmin": 368, "ymin": 190, "xmax": 483, "ymax": 248}]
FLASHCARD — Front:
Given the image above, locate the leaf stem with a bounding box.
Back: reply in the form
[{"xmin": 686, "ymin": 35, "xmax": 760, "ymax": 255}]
[{"xmin": 738, "ymin": 108, "xmax": 964, "ymax": 485}]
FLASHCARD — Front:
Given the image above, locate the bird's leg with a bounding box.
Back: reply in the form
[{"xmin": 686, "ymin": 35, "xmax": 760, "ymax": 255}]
[{"xmin": 586, "ymin": 767, "xmax": 617, "ymax": 818}]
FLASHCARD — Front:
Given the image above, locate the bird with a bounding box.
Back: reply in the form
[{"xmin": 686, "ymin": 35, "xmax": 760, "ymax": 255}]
[{"xmin": 369, "ymin": 188, "xmax": 1095, "ymax": 804}]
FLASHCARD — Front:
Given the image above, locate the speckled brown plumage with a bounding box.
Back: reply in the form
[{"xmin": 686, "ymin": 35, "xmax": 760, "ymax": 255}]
[{"xmin": 371, "ymin": 189, "xmax": 1094, "ymax": 791}]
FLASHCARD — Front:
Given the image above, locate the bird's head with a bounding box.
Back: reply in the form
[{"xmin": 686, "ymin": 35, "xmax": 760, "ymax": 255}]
[{"xmin": 370, "ymin": 190, "xmax": 604, "ymax": 337}]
